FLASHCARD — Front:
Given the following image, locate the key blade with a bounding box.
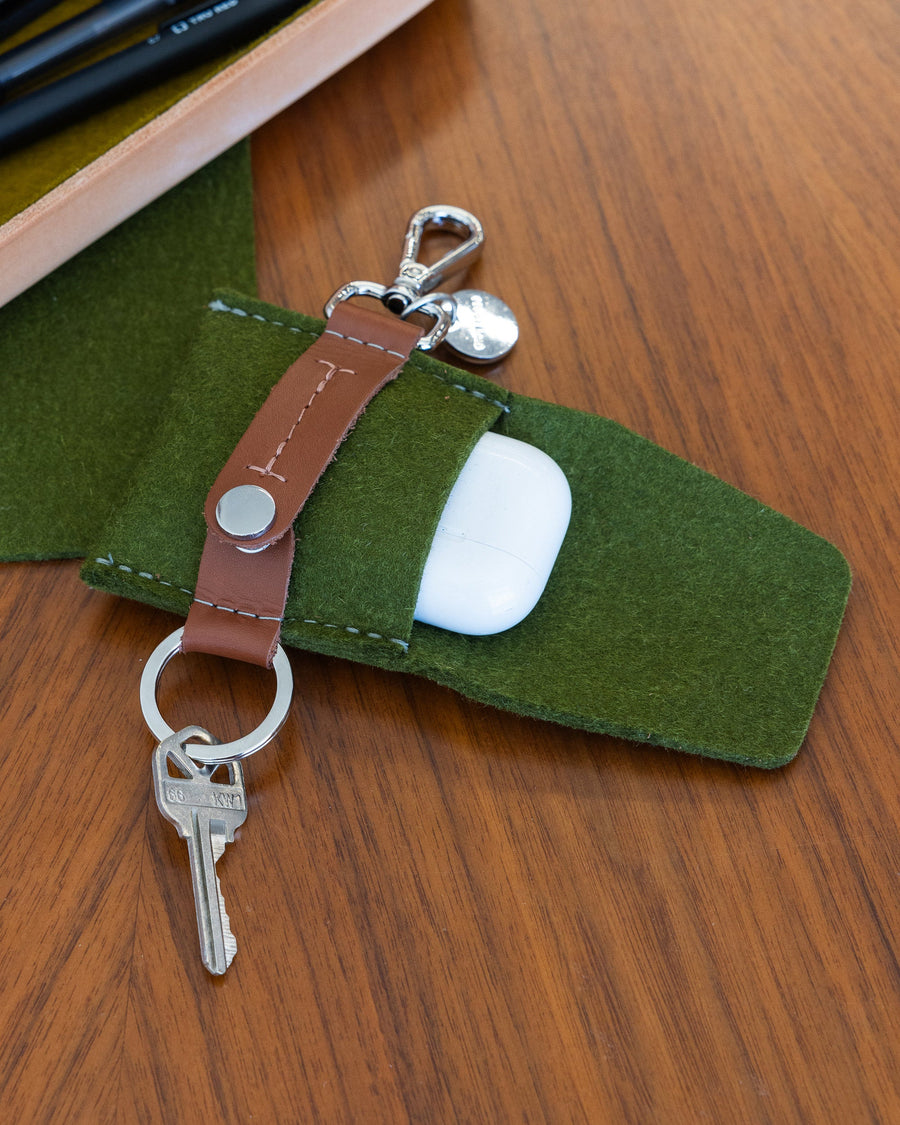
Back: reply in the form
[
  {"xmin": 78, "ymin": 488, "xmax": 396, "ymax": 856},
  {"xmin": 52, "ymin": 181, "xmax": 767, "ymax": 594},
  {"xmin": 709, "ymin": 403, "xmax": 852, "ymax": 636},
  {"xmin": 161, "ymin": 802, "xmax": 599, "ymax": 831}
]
[
  {"xmin": 219, "ymin": 893, "xmax": 238, "ymax": 970},
  {"xmin": 187, "ymin": 820, "xmax": 237, "ymax": 976},
  {"xmin": 210, "ymin": 833, "xmax": 238, "ymax": 968}
]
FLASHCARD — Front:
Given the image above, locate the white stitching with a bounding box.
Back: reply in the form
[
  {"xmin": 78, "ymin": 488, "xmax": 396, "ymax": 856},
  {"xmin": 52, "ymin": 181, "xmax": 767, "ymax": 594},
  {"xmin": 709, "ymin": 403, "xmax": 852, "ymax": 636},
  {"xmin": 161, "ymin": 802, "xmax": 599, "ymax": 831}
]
[
  {"xmin": 301, "ymin": 618, "xmax": 408, "ymax": 651},
  {"xmin": 208, "ymin": 298, "xmax": 511, "ymax": 413},
  {"xmin": 323, "ymin": 327, "xmax": 407, "ymax": 360},
  {"xmin": 208, "ymin": 298, "xmax": 319, "ymax": 341},
  {"xmin": 191, "ymin": 597, "xmax": 282, "ymax": 622},
  {"xmin": 90, "ymin": 556, "xmax": 272, "ymax": 618},
  {"xmin": 428, "ymin": 372, "xmax": 510, "ymax": 413},
  {"xmin": 92, "ymin": 555, "xmax": 409, "ymax": 651},
  {"xmin": 93, "ymin": 554, "xmax": 194, "ymax": 597}
]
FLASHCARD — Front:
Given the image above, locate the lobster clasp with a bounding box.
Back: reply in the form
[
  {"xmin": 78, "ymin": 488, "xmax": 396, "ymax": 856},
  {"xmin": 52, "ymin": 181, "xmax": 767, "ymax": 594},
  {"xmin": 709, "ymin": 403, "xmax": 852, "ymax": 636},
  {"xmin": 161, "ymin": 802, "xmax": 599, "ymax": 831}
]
[
  {"xmin": 323, "ymin": 204, "xmax": 512, "ymax": 355},
  {"xmin": 382, "ymin": 205, "xmax": 485, "ymax": 315}
]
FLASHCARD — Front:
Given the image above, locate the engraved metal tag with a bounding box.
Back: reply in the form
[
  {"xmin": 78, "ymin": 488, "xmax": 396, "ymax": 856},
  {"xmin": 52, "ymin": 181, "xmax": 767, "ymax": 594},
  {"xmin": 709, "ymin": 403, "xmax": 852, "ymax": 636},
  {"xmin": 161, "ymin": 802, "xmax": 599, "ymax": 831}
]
[{"xmin": 443, "ymin": 288, "xmax": 519, "ymax": 364}]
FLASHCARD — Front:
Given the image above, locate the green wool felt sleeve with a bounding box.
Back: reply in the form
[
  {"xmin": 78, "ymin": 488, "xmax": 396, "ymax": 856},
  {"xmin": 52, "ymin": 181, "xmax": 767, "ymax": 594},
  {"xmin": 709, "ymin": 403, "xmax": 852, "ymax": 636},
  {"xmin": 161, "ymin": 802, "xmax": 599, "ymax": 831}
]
[{"xmin": 80, "ymin": 290, "xmax": 851, "ymax": 768}]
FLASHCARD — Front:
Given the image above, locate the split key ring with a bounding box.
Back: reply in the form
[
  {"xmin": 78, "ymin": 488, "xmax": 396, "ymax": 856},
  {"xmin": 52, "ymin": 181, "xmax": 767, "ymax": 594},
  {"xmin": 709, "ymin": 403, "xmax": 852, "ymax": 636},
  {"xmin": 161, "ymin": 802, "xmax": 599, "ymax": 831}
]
[{"xmin": 140, "ymin": 627, "xmax": 293, "ymax": 763}]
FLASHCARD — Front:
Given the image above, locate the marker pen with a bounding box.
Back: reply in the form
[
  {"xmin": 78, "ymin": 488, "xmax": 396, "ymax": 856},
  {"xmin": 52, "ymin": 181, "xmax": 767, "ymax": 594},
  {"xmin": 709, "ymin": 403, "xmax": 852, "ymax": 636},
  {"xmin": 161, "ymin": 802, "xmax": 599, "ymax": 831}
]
[
  {"xmin": 0, "ymin": 0, "xmax": 301, "ymax": 154},
  {"xmin": 0, "ymin": 0, "xmax": 184, "ymax": 98}
]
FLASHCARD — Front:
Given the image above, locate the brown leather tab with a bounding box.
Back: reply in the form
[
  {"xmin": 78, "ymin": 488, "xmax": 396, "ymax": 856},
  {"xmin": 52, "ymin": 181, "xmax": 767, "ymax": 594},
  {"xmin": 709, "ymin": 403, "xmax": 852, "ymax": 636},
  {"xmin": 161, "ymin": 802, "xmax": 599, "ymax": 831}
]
[
  {"xmin": 182, "ymin": 304, "xmax": 422, "ymax": 667},
  {"xmin": 182, "ymin": 530, "xmax": 295, "ymax": 665},
  {"xmin": 203, "ymin": 303, "xmax": 423, "ymax": 550}
]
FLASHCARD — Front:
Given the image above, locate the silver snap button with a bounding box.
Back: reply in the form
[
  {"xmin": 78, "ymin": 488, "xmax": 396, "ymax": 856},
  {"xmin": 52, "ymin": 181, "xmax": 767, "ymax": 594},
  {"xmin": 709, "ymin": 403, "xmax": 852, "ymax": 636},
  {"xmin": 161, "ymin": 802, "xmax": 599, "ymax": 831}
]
[{"xmin": 215, "ymin": 484, "xmax": 276, "ymax": 540}]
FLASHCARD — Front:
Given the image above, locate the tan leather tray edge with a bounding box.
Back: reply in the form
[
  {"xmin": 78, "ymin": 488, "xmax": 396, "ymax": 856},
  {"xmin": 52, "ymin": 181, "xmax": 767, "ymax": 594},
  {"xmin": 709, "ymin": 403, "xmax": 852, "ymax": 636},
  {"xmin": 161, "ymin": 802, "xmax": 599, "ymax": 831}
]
[{"xmin": 0, "ymin": 0, "xmax": 435, "ymax": 309}]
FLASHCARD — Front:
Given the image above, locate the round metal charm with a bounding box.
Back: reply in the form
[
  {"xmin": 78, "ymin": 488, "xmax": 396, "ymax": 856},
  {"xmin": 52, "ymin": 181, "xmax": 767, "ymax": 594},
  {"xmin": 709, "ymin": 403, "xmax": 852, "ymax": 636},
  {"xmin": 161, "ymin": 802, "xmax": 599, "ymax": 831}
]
[{"xmin": 443, "ymin": 288, "xmax": 519, "ymax": 364}]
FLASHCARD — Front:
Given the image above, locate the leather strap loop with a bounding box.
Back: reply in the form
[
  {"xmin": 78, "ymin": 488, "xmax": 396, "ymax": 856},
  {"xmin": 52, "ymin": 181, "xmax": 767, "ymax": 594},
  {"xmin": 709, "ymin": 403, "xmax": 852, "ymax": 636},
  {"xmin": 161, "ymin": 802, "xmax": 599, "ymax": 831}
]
[
  {"xmin": 182, "ymin": 530, "xmax": 295, "ymax": 666},
  {"xmin": 182, "ymin": 304, "xmax": 422, "ymax": 666}
]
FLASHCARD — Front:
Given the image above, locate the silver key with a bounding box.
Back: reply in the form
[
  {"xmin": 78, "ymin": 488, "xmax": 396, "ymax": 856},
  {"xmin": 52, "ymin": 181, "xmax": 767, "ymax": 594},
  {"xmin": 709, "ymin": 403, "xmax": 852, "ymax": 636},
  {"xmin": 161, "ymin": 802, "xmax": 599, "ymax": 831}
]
[{"xmin": 152, "ymin": 726, "xmax": 248, "ymax": 975}]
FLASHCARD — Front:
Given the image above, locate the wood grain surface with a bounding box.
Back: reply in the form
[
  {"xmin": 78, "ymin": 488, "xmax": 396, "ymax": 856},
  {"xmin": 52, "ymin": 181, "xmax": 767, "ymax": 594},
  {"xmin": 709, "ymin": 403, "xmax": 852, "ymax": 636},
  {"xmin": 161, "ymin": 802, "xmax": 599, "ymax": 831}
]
[{"xmin": 3, "ymin": 0, "xmax": 900, "ymax": 1120}]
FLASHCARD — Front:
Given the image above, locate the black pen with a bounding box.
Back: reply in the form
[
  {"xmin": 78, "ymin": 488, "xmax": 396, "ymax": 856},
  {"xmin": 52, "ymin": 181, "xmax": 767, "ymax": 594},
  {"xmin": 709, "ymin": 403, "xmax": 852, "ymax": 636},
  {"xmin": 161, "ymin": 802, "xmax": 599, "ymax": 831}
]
[
  {"xmin": 0, "ymin": 0, "xmax": 301, "ymax": 154},
  {"xmin": 0, "ymin": 0, "xmax": 64, "ymax": 42},
  {"xmin": 0, "ymin": 0, "xmax": 184, "ymax": 98}
]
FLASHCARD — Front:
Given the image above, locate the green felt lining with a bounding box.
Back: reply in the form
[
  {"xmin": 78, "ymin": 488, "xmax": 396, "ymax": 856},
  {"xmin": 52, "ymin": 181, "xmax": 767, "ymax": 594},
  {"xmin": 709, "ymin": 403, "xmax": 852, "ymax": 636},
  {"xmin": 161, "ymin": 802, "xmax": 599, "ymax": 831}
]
[
  {"xmin": 81, "ymin": 291, "xmax": 851, "ymax": 767},
  {"xmin": 0, "ymin": 144, "xmax": 256, "ymax": 560}
]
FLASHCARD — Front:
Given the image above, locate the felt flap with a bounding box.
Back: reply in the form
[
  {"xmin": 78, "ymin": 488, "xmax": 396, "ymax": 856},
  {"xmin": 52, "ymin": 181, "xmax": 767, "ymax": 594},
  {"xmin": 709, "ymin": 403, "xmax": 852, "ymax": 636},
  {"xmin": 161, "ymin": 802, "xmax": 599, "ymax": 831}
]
[
  {"xmin": 82, "ymin": 291, "xmax": 507, "ymax": 653},
  {"xmin": 81, "ymin": 292, "xmax": 850, "ymax": 767}
]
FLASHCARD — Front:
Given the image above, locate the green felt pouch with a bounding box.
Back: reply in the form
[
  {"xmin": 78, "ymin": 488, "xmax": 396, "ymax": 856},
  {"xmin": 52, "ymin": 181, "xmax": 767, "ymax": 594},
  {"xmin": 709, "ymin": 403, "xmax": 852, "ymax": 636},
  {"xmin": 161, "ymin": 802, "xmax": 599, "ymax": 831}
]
[{"xmin": 81, "ymin": 290, "xmax": 851, "ymax": 768}]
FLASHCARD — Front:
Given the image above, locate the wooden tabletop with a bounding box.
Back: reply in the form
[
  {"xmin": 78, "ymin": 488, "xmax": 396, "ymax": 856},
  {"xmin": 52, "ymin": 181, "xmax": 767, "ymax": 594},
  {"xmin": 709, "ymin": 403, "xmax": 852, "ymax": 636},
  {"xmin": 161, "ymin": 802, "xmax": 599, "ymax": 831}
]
[{"xmin": 3, "ymin": 0, "xmax": 900, "ymax": 1120}]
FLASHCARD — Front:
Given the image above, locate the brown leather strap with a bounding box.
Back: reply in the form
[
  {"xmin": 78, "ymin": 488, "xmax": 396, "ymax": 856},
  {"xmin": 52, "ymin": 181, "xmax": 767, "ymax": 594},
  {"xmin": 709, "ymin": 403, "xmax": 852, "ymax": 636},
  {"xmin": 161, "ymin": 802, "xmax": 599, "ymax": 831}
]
[
  {"xmin": 184, "ymin": 531, "xmax": 295, "ymax": 667},
  {"xmin": 182, "ymin": 303, "xmax": 423, "ymax": 667}
]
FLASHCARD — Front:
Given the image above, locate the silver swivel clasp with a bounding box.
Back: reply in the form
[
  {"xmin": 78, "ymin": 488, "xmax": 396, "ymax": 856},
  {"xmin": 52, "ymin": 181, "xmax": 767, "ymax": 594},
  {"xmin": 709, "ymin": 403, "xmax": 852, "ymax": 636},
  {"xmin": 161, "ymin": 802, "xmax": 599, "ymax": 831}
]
[
  {"xmin": 382, "ymin": 205, "xmax": 484, "ymax": 316},
  {"xmin": 325, "ymin": 205, "xmax": 518, "ymax": 362}
]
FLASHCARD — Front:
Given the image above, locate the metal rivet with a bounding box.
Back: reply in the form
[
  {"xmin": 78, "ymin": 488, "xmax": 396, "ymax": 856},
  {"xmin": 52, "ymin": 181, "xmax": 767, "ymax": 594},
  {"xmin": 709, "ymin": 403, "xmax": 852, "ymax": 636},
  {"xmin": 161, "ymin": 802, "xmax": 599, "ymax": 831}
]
[{"xmin": 215, "ymin": 485, "xmax": 276, "ymax": 540}]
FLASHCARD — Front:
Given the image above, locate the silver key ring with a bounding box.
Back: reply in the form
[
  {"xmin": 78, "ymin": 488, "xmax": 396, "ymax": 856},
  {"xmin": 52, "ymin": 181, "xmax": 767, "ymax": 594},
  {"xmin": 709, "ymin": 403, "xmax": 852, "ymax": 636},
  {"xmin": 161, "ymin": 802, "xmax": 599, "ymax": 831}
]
[{"xmin": 140, "ymin": 627, "xmax": 293, "ymax": 763}]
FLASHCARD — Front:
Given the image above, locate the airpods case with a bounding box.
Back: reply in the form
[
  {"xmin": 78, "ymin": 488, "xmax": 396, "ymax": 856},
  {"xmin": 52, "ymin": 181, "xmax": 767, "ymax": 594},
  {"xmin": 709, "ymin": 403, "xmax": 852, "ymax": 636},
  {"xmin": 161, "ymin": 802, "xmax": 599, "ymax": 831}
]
[{"xmin": 414, "ymin": 432, "xmax": 572, "ymax": 635}]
